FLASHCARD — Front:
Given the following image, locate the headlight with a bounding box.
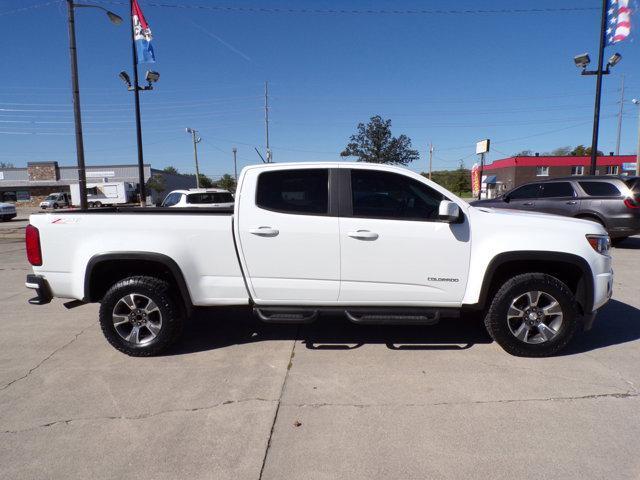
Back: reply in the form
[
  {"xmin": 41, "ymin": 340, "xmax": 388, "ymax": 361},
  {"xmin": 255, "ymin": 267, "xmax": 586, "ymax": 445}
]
[{"xmin": 586, "ymin": 234, "xmax": 610, "ymax": 255}]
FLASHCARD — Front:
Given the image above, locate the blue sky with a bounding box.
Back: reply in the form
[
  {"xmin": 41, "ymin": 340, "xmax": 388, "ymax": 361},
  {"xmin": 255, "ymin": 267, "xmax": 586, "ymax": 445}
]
[{"xmin": 0, "ymin": 0, "xmax": 638, "ymax": 179}]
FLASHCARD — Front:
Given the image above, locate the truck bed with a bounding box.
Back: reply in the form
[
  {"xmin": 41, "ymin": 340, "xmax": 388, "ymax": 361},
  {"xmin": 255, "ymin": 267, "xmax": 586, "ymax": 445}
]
[{"xmin": 29, "ymin": 209, "xmax": 248, "ymax": 306}]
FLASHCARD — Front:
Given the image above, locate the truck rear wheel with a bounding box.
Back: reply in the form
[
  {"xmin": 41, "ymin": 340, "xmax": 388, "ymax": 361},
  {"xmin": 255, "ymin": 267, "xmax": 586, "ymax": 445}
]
[
  {"xmin": 484, "ymin": 273, "xmax": 579, "ymax": 357},
  {"xmin": 99, "ymin": 276, "xmax": 184, "ymax": 356}
]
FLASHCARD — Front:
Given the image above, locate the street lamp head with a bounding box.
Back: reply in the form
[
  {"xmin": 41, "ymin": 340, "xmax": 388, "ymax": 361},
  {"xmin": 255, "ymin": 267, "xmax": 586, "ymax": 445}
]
[
  {"xmin": 106, "ymin": 11, "xmax": 123, "ymax": 25},
  {"xmin": 118, "ymin": 71, "xmax": 131, "ymax": 88},
  {"xmin": 145, "ymin": 70, "xmax": 160, "ymax": 83},
  {"xmin": 607, "ymin": 52, "xmax": 622, "ymax": 68},
  {"xmin": 632, "ymin": 98, "xmax": 640, "ymax": 105},
  {"xmin": 574, "ymin": 53, "xmax": 591, "ymax": 68},
  {"xmin": 186, "ymin": 127, "xmax": 194, "ymax": 134}
]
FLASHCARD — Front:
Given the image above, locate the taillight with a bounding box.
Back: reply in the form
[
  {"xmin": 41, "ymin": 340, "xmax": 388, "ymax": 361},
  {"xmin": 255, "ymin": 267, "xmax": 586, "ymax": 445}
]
[
  {"xmin": 623, "ymin": 197, "xmax": 640, "ymax": 209},
  {"xmin": 25, "ymin": 224, "xmax": 42, "ymax": 266}
]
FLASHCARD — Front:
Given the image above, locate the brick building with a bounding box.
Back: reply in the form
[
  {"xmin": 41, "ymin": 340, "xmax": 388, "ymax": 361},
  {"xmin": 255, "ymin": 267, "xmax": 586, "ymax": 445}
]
[{"xmin": 474, "ymin": 154, "xmax": 637, "ymax": 198}]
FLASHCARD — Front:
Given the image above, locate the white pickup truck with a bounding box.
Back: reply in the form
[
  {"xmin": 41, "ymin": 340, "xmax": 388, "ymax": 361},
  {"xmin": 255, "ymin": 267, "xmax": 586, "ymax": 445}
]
[{"xmin": 25, "ymin": 162, "xmax": 613, "ymax": 357}]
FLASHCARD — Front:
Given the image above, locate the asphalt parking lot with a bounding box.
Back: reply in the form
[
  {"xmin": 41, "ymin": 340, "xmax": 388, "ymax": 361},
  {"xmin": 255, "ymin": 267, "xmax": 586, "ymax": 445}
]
[{"xmin": 1, "ymin": 237, "xmax": 640, "ymax": 479}]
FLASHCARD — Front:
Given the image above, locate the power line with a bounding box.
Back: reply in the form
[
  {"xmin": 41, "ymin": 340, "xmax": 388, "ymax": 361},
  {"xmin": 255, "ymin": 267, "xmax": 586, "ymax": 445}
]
[
  {"xmin": 0, "ymin": 1, "xmax": 61, "ymax": 16},
  {"xmin": 95, "ymin": 2, "xmax": 598, "ymax": 16}
]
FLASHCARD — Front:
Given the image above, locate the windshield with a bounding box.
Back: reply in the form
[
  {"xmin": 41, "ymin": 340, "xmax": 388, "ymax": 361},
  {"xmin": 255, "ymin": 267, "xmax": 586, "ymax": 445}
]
[
  {"xmin": 45, "ymin": 195, "xmax": 58, "ymax": 200},
  {"xmin": 186, "ymin": 192, "xmax": 234, "ymax": 204}
]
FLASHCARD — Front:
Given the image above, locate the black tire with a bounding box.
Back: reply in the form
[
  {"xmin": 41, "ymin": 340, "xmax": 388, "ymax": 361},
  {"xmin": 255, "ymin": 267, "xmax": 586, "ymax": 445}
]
[
  {"xmin": 99, "ymin": 276, "xmax": 184, "ymax": 356},
  {"xmin": 484, "ymin": 273, "xmax": 579, "ymax": 357},
  {"xmin": 94, "ymin": 201, "xmax": 102, "ymax": 208},
  {"xmin": 53, "ymin": 203, "xmax": 59, "ymax": 209}
]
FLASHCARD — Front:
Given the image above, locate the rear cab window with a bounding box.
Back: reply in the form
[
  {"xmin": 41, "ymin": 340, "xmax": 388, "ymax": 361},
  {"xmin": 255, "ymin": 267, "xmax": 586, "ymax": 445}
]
[
  {"xmin": 256, "ymin": 169, "xmax": 329, "ymax": 215},
  {"xmin": 578, "ymin": 181, "xmax": 622, "ymax": 197},
  {"xmin": 187, "ymin": 192, "xmax": 234, "ymax": 204}
]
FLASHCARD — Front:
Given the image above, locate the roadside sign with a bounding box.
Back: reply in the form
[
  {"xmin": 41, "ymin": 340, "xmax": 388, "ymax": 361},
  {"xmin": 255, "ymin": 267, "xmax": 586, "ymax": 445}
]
[
  {"xmin": 622, "ymin": 162, "xmax": 636, "ymax": 171},
  {"xmin": 476, "ymin": 139, "xmax": 490, "ymax": 154}
]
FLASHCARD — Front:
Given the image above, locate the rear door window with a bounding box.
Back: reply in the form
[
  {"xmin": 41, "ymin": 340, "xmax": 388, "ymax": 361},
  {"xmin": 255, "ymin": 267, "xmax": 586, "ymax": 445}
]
[
  {"xmin": 187, "ymin": 192, "xmax": 234, "ymax": 204},
  {"xmin": 578, "ymin": 181, "xmax": 622, "ymax": 197},
  {"xmin": 539, "ymin": 182, "xmax": 575, "ymax": 198},
  {"xmin": 256, "ymin": 169, "xmax": 329, "ymax": 215}
]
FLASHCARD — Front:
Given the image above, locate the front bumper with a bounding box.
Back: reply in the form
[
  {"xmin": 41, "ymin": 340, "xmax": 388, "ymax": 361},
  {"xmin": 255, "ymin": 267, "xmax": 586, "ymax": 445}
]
[{"xmin": 25, "ymin": 274, "xmax": 52, "ymax": 305}]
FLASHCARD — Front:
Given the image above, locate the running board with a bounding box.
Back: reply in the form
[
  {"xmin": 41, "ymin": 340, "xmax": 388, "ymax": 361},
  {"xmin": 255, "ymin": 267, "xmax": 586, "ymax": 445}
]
[
  {"xmin": 345, "ymin": 309, "xmax": 441, "ymax": 325},
  {"xmin": 254, "ymin": 308, "xmax": 318, "ymax": 324}
]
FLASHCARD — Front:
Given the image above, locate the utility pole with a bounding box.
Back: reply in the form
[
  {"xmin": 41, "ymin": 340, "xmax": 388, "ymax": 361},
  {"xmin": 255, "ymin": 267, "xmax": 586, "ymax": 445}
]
[
  {"xmin": 66, "ymin": 1, "xmax": 88, "ymax": 211},
  {"xmin": 264, "ymin": 81, "xmax": 272, "ymax": 163},
  {"xmin": 428, "ymin": 143, "xmax": 434, "ymax": 180},
  {"xmin": 588, "ymin": 0, "xmax": 608, "ymax": 175},
  {"xmin": 232, "ymin": 147, "xmax": 238, "ymax": 183},
  {"xmin": 186, "ymin": 128, "xmax": 201, "ymax": 189},
  {"xmin": 615, "ymin": 74, "xmax": 625, "ymax": 155},
  {"xmin": 633, "ymin": 99, "xmax": 640, "ymax": 176}
]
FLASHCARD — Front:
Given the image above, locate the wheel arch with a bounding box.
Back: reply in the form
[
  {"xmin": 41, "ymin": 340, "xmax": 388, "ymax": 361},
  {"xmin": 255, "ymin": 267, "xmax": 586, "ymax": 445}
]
[
  {"xmin": 84, "ymin": 252, "xmax": 193, "ymax": 314},
  {"xmin": 475, "ymin": 251, "xmax": 594, "ymax": 314}
]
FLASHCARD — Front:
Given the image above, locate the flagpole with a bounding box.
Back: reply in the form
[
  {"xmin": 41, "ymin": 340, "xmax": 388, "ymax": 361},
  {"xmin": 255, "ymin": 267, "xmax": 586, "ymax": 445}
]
[
  {"xmin": 588, "ymin": 0, "xmax": 608, "ymax": 176},
  {"xmin": 130, "ymin": 0, "xmax": 147, "ymax": 207}
]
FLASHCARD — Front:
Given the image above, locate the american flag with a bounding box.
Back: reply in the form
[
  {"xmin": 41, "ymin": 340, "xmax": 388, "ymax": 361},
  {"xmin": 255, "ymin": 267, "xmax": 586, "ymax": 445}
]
[{"xmin": 606, "ymin": 0, "xmax": 631, "ymax": 45}]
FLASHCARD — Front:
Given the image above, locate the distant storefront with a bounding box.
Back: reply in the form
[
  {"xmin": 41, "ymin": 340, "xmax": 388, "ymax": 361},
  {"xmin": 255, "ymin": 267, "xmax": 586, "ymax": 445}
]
[
  {"xmin": 472, "ymin": 154, "xmax": 637, "ymax": 199},
  {"xmin": 0, "ymin": 161, "xmax": 195, "ymax": 205}
]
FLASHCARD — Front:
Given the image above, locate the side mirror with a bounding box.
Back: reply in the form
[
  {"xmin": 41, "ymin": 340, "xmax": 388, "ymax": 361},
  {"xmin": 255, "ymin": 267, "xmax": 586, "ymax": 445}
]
[
  {"xmin": 503, "ymin": 194, "xmax": 510, "ymax": 203},
  {"xmin": 438, "ymin": 200, "xmax": 460, "ymax": 223}
]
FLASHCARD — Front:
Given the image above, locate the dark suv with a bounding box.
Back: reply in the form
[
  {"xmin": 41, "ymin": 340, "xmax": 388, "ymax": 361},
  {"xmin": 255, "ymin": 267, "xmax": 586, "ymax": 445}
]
[{"xmin": 472, "ymin": 176, "xmax": 640, "ymax": 241}]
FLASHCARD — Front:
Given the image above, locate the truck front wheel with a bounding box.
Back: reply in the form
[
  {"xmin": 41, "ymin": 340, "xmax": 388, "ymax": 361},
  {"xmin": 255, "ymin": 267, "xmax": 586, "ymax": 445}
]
[
  {"xmin": 99, "ymin": 276, "xmax": 184, "ymax": 356},
  {"xmin": 484, "ymin": 273, "xmax": 579, "ymax": 357}
]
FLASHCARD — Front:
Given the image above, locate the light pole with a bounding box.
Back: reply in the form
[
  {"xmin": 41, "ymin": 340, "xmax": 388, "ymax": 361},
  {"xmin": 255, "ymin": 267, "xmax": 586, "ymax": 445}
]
[
  {"xmin": 66, "ymin": 1, "xmax": 122, "ymax": 210},
  {"xmin": 186, "ymin": 128, "xmax": 202, "ymax": 189},
  {"xmin": 633, "ymin": 99, "xmax": 640, "ymax": 177}
]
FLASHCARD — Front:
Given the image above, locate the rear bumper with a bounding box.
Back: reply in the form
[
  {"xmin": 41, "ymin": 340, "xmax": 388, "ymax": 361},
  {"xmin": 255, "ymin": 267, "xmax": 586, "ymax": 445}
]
[
  {"xmin": 25, "ymin": 274, "xmax": 52, "ymax": 305},
  {"xmin": 1, "ymin": 211, "xmax": 16, "ymax": 219}
]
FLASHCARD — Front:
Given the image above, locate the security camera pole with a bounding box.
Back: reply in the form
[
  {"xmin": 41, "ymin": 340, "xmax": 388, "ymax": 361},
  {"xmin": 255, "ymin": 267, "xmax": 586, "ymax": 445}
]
[
  {"xmin": 575, "ymin": 0, "xmax": 625, "ymax": 175},
  {"xmin": 129, "ymin": 0, "xmax": 146, "ymax": 206}
]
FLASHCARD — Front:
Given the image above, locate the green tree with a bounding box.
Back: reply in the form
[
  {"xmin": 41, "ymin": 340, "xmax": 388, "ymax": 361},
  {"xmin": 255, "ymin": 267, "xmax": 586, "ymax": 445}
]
[
  {"xmin": 340, "ymin": 115, "xmax": 419, "ymax": 165},
  {"xmin": 197, "ymin": 173, "xmax": 214, "ymax": 188},
  {"xmin": 571, "ymin": 145, "xmax": 603, "ymax": 156},
  {"xmin": 513, "ymin": 150, "xmax": 534, "ymax": 156},
  {"xmin": 548, "ymin": 146, "xmax": 572, "ymax": 156},
  {"xmin": 0, "ymin": 162, "xmax": 14, "ymax": 168},
  {"xmin": 146, "ymin": 174, "xmax": 166, "ymax": 196},
  {"xmin": 452, "ymin": 161, "xmax": 470, "ymax": 196},
  {"xmin": 216, "ymin": 174, "xmax": 237, "ymax": 192},
  {"xmin": 163, "ymin": 166, "xmax": 179, "ymax": 174}
]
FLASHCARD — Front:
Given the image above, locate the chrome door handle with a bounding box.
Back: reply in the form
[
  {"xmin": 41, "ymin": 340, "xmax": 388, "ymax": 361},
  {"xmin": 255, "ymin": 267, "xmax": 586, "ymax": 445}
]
[
  {"xmin": 522, "ymin": 202, "xmax": 534, "ymax": 206},
  {"xmin": 566, "ymin": 201, "xmax": 577, "ymax": 205},
  {"xmin": 249, "ymin": 226, "xmax": 279, "ymax": 237},
  {"xmin": 347, "ymin": 230, "xmax": 379, "ymax": 240}
]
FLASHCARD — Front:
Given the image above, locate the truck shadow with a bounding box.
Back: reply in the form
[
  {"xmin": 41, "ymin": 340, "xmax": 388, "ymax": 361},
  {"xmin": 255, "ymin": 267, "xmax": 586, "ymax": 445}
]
[
  {"xmin": 613, "ymin": 236, "xmax": 640, "ymax": 250},
  {"xmin": 166, "ymin": 299, "xmax": 640, "ymax": 356},
  {"xmin": 167, "ymin": 309, "xmax": 491, "ymax": 356},
  {"xmin": 561, "ymin": 299, "xmax": 640, "ymax": 355}
]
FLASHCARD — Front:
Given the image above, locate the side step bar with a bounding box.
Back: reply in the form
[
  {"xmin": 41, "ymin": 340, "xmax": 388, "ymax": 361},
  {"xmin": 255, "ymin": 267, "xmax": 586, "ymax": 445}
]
[
  {"xmin": 345, "ymin": 309, "xmax": 440, "ymax": 325},
  {"xmin": 254, "ymin": 308, "xmax": 318, "ymax": 324},
  {"xmin": 254, "ymin": 307, "xmax": 445, "ymax": 325}
]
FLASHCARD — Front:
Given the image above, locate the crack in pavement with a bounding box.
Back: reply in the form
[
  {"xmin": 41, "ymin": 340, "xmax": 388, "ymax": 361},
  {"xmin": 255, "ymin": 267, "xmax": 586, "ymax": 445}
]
[
  {"xmin": 0, "ymin": 321, "xmax": 97, "ymax": 392},
  {"xmin": 280, "ymin": 391, "xmax": 639, "ymax": 409},
  {"xmin": 583, "ymin": 352, "xmax": 639, "ymax": 394},
  {"xmin": 0, "ymin": 397, "xmax": 277, "ymax": 434},
  {"xmin": 259, "ymin": 335, "xmax": 298, "ymax": 480}
]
